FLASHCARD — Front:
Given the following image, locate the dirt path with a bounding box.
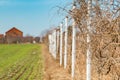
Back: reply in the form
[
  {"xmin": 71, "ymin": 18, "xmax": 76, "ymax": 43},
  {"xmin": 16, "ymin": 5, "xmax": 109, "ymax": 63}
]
[{"xmin": 41, "ymin": 44, "xmax": 72, "ymax": 80}]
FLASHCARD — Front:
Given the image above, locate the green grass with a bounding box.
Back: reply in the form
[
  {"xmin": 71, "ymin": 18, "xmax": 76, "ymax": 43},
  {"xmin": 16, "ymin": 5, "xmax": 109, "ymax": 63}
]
[{"xmin": 0, "ymin": 44, "xmax": 43, "ymax": 80}]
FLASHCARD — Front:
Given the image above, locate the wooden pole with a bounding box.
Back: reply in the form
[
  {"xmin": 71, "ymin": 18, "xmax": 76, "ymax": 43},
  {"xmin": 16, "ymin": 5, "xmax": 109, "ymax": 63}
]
[
  {"xmin": 60, "ymin": 23, "xmax": 63, "ymax": 66},
  {"xmin": 64, "ymin": 16, "xmax": 68, "ymax": 69},
  {"xmin": 71, "ymin": 5, "xmax": 76, "ymax": 78},
  {"xmin": 86, "ymin": 0, "xmax": 92, "ymax": 80}
]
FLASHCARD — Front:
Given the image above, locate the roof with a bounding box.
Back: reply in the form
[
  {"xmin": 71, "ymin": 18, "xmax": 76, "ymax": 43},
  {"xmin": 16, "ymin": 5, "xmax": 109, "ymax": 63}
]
[
  {"xmin": 0, "ymin": 34, "xmax": 4, "ymax": 36},
  {"xmin": 6, "ymin": 27, "xmax": 23, "ymax": 33},
  {"xmin": 0, "ymin": 34, "xmax": 4, "ymax": 38}
]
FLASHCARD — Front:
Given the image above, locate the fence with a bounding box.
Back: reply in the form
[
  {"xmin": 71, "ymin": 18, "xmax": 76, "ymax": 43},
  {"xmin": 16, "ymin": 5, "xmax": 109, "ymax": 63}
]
[{"xmin": 47, "ymin": 0, "xmax": 120, "ymax": 80}]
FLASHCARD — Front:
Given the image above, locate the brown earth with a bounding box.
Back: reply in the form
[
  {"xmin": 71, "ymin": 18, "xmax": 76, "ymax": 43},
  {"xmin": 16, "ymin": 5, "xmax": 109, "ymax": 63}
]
[{"xmin": 41, "ymin": 44, "xmax": 72, "ymax": 80}]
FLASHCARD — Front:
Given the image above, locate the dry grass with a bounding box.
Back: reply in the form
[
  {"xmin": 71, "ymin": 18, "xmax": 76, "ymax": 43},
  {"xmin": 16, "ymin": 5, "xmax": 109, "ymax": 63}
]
[{"xmin": 43, "ymin": 0, "xmax": 120, "ymax": 80}]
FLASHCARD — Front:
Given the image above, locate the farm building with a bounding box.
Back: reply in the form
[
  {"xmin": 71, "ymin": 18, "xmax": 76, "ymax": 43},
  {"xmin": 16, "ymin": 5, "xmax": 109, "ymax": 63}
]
[
  {"xmin": 0, "ymin": 34, "xmax": 5, "ymax": 43},
  {"xmin": 0, "ymin": 34, "xmax": 4, "ymax": 38},
  {"xmin": 5, "ymin": 27, "xmax": 23, "ymax": 44},
  {"xmin": 0, "ymin": 27, "xmax": 40, "ymax": 44},
  {"xmin": 5, "ymin": 27, "xmax": 23, "ymax": 37}
]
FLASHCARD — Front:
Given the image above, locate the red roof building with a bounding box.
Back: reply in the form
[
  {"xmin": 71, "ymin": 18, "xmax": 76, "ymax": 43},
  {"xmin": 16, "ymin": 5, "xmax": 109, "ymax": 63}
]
[
  {"xmin": 5, "ymin": 27, "xmax": 23, "ymax": 37},
  {"xmin": 0, "ymin": 34, "xmax": 4, "ymax": 39},
  {"xmin": 5, "ymin": 27, "xmax": 23, "ymax": 44}
]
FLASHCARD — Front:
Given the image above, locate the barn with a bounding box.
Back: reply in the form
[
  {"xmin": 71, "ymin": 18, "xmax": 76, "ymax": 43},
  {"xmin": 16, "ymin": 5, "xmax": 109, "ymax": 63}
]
[
  {"xmin": 0, "ymin": 34, "xmax": 5, "ymax": 43},
  {"xmin": 0, "ymin": 34, "xmax": 4, "ymax": 39},
  {"xmin": 5, "ymin": 27, "xmax": 23, "ymax": 44}
]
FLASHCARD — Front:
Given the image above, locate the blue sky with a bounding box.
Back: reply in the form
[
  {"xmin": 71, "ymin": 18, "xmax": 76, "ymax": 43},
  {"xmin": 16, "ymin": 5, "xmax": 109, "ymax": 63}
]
[{"xmin": 0, "ymin": 0, "xmax": 72, "ymax": 36}]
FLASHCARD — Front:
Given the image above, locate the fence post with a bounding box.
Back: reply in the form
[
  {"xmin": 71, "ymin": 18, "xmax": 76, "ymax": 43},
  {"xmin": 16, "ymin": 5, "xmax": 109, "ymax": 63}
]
[
  {"xmin": 53, "ymin": 30, "xmax": 57, "ymax": 59},
  {"xmin": 48, "ymin": 34, "xmax": 52, "ymax": 53},
  {"xmin": 60, "ymin": 23, "xmax": 63, "ymax": 66},
  {"xmin": 71, "ymin": 5, "xmax": 76, "ymax": 78},
  {"xmin": 57, "ymin": 29, "xmax": 60, "ymax": 57},
  {"xmin": 64, "ymin": 16, "xmax": 68, "ymax": 69},
  {"xmin": 51, "ymin": 32, "xmax": 54, "ymax": 55},
  {"xmin": 86, "ymin": 0, "xmax": 92, "ymax": 80}
]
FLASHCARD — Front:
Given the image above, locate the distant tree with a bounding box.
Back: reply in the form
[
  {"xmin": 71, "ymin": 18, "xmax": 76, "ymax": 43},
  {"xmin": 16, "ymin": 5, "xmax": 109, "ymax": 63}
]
[
  {"xmin": 22, "ymin": 34, "xmax": 33, "ymax": 43},
  {"xmin": 34, "ymin": 37, "xmax": 40, "ymax": 43}
]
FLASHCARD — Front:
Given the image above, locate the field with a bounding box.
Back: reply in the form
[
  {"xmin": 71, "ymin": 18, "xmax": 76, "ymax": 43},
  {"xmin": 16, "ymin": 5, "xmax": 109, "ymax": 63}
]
[{"xmin": 0, "ymin": 44, "xmax": 43, "ymax": 80}]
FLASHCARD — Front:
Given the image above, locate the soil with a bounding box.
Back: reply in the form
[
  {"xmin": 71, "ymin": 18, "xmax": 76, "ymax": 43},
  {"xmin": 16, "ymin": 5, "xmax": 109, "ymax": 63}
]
[{"xmin": 41, "ymin": 44, "xmax": 72, "ymax": 80}]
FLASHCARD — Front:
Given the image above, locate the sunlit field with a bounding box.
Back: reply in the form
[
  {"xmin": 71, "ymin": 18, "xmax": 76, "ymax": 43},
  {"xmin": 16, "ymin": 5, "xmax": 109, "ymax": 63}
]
[{"xmin": 0, "ymin": 44, "xmax": 43, "ymax": 80}]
